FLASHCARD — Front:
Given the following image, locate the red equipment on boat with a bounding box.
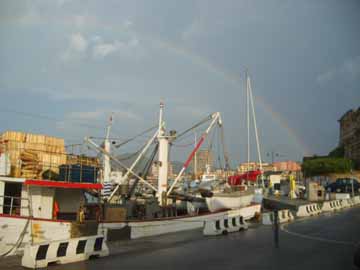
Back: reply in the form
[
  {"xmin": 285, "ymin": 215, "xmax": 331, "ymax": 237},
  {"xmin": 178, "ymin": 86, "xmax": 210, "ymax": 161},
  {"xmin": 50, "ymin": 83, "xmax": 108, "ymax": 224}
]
[{"xmin": 228, "ymin": 170, "xmax": 262, "ymax": 186}]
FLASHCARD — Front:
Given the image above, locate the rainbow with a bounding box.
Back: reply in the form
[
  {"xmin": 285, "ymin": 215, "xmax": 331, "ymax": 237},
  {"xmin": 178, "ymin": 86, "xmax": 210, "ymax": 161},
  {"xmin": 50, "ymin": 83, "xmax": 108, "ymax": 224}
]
[{"xmin": 144, "ymin": 35, "xmax": 310, "ymax": 156}]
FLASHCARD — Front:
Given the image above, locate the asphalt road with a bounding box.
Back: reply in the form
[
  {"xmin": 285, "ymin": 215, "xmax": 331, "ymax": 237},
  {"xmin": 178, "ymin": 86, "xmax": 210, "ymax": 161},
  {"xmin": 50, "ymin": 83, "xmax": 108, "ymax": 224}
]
[{"xmin": 3, "ymin": 208, "xmax": 360, "ymax": 270}]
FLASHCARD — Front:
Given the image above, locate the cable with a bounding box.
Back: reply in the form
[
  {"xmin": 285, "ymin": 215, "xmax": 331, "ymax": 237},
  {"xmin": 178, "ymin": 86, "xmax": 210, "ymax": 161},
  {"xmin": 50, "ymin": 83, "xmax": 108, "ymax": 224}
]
[
  {"xmin": 174, "ymin": 115, "xmax": 213, "ymax": 141},
  {"xmin": 0, "ymin": 107, "xmax": 104, "ymax": 130},
  {"xmin": 112, "ymin": 125, "xmax": 157, "ymax": 149}
]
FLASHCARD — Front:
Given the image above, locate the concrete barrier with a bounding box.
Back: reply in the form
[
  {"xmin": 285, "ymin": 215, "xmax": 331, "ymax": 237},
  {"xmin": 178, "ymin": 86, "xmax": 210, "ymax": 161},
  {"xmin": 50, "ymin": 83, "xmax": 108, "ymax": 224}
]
[
  {"xmin": 322, "ymin": 200, "xmax": 343, "ymax": 212},
  {"xmin": 353, "ymin": 196, "xmax": 360, "ymax": 205},
  {"xmin": 296, "ymin": 203, "xmax": 322, "ymax": 217},
  {"xmin": 22, "ymin": 235, "xmax": 109, "ymax": 269},
  {"xmin": 203, "ymin": 216, "xmax": 248, "ymax": 236},
  {"xmin": 262, "ymin": 209, "xmax": 294, "ymax": 226},
  {"xmin": 341, "ymin": 199, "xmax": 352, "ymax": 208}
]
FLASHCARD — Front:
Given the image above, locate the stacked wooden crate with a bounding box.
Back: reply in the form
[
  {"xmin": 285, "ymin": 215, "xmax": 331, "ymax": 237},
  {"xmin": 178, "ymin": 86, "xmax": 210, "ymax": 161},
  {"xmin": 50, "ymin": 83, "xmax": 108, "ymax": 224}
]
[
  {"xmin": 0, "ymin": 131, "xmax": 67, "ymax": 178},
  {"xmin": 66, "ymin": 155, "xmax": 100, "ymax": 167}
]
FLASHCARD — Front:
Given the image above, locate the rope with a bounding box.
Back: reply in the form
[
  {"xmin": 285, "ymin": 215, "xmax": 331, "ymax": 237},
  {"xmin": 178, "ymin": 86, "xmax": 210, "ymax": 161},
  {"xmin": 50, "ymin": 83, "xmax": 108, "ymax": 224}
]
[
  {"xmin": 174, "ymin": 115, "xmax": 213, "ymax": 142},
  {"xmin": 0, "ymin": 218, "xmax": 31, "ymax": 257},
  {"xmin": 172, "ymin": 142, "xmax": 195, "ymax": 148},
  {"xmin": 113, "ymin": 126, "xmax": 157, "ymax": 149}
]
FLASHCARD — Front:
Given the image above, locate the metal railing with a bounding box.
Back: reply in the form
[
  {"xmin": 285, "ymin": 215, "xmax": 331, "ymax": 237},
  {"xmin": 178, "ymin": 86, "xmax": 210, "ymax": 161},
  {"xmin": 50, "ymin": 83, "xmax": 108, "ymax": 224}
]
[{"xmin": 0, "ymin": 195, "xmax": 29, "ymax": 216}]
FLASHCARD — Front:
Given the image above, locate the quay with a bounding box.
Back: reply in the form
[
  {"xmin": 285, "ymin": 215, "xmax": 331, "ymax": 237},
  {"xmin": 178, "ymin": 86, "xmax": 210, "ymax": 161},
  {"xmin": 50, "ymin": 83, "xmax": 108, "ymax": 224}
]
[{"xmin": 2, "ymin": 207, "xmax": 360, "ymax": 270}]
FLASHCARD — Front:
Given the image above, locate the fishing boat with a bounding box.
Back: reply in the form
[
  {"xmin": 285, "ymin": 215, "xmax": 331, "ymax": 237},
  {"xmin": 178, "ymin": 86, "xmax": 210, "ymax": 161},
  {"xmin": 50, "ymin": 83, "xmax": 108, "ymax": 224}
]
[
  {"xmin": 87, "ymin": 102, "xmax": 260, "ymax": 241},
  {"xmin": 0, "ymin": 132, "xmax": 103, "ymax": 256},
  {"xmin": 0, "ymin": 101, "xmax": 261, "ymax": 257}
]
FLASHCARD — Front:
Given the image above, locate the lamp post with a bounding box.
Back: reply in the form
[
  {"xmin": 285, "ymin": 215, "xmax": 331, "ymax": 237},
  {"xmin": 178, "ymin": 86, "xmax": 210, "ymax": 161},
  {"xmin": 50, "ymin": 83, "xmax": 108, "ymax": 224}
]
[
  {"xmin": 351, "ymin": 168, "xmax": 355, "ymax": 197},
  {"xmin": 266, "ymin": 151, "xmax": 280, "ymax": 164}
]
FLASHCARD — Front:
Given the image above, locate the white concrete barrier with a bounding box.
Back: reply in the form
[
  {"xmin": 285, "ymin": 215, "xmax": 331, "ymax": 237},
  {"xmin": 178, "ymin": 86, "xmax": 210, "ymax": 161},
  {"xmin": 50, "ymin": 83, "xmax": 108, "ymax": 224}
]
[
  {"xmin": 203, "ymin": 216, "xmax": 248, "ymax": 236},
  {"xmin": 353, "ymin": 196, "xmax": 360, "ymax": 205},
  {"xmin": 296, "ymin": 203, "xmax": 322, "ymax": 217},
  {"xmin": 22, "ymin": 235, "xmax": 109, "ymax": 269},
  {"xmin": 262, "ymin": 209, "xmax": 294, "ymax": 226},
  {"xmin": 322, "ymin": 200, "xmax": 343, "ymax": 212},
  {"xmin": 341, "ymin": 199, "xmax": 352, "ymax": 208}
]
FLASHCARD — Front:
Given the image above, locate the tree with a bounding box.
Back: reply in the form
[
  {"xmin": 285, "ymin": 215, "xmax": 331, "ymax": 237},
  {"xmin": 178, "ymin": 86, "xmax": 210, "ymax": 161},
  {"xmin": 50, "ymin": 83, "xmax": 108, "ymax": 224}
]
[
  {"xmin": 328, "ymin": 145, "xmax": 345, "ymax": 158},
  {"xmin": 302, "ymin": 157, "xmax": 353, "ymax": 177}
]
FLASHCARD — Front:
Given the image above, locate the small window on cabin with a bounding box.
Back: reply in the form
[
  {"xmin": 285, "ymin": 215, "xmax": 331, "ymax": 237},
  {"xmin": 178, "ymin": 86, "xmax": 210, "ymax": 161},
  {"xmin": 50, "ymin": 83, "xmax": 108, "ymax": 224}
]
[{"xmin": 3, "ymin": 182, "xmax": 22, "ymax": 215}]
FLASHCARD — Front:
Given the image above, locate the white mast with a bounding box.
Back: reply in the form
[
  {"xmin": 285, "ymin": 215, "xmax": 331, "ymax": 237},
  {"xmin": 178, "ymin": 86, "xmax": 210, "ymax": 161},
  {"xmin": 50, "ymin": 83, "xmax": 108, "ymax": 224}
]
[
  {"xmin": 246, "ymin": 71, "xmax": 250, "ymax": 179},
  {"xmin": 103, "ymin": 113, "xmax": 113, "ymax": 184},
  {"xmin": 194, "ymin": 132, "xmax": 198, "ymax": 177},
  {"xmin": 157, "ymin": 101, "xmax": 170, "ymax": 206},
  {"xmin": 248, "ymin": 74, "xmax": 264, "ymax": 188}
]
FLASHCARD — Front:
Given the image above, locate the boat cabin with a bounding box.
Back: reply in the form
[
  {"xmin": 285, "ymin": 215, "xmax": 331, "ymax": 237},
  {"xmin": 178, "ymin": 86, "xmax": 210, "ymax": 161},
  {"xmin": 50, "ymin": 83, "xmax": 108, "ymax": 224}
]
[{"xmin": 0, "ymin": 176, "xmax": 102, "ymax": 221}]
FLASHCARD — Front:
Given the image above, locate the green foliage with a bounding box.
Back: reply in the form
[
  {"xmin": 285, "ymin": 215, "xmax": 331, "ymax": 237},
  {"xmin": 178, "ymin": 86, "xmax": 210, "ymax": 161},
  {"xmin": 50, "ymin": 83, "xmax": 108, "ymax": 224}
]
[
  {"xmin": 302, "ymin": 157, "xmax": 353, "ymax": 177},
  {"xmin": 329, "ymin": 145, "xmax": 345, "ymax": 158}
]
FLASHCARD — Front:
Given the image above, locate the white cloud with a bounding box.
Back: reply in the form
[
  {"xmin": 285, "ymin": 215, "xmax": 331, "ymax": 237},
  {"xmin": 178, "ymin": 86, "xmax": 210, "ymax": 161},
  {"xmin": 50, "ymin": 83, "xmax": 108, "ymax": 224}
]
[
  {"xmin": 92, "ymin": 37, "xmax": 140, "ymax": 59},
  {"xmin": 60, "ymin": 33, "xmax": 88, "ymax": 61},
  {"xmin": 317, "ymin": 56, "xmax": 360, "ymax": 85},
  {"xmin": 93, "ymin": 41, "xmax": 123, "ymax": 58},
  {"xmin": 70, "ymin": 33, "xmax": 88, "ymax": 52}
]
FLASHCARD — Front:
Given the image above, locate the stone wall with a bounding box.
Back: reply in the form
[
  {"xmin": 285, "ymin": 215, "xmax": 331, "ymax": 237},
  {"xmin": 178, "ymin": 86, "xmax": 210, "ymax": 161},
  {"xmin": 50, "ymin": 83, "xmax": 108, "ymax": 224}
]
[{"xmin": 339, "ymin": 108, "xmax": 360, "ymax": 168}]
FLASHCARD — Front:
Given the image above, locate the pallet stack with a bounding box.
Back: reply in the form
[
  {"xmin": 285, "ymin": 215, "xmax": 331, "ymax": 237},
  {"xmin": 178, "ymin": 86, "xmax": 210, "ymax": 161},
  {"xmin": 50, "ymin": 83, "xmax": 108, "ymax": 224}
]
[
  {"xmin": 66, "ymin": 155, "xmax": 100, "ymax": 167},
  {"xmin": 20, "ymin": 150, "xmax": 42, "ymax": 179},
  {"xmin": 0, "ymin": 131, "xmax": 67, "ymax": 178}
]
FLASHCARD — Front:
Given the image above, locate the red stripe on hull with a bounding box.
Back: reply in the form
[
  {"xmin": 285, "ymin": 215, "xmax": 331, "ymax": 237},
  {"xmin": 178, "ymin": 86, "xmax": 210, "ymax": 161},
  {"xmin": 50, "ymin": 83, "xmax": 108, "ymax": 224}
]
[
  {"xmin": 24, "ymin": 180, "xmax": 103, "ymax": 190},
  {"xmin": 0, "ymin": 213, "xmax": 72, "ymax": 223}
]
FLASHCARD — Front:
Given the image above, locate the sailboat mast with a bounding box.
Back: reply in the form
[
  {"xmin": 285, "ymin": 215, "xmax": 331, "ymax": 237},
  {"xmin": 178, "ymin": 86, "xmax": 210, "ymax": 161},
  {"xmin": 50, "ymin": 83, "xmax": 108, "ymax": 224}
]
[
  {"xmin": 246, "ymin": 71, "xmax": 250, "ymax": 180},
  {"xmin": 194, "ymin": 132, "xmax": 198, "ymax": 177},
  {"xmin": 248, "ymin": 76, "xmax": 264, "ymax": 188}
]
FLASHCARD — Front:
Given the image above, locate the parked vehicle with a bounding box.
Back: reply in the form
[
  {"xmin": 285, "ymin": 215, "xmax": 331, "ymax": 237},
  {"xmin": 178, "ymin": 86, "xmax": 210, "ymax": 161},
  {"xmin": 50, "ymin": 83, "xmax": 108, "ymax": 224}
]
[{"xmin": 325, "ymin": 178, "xmax": 360, "ymax": 193}]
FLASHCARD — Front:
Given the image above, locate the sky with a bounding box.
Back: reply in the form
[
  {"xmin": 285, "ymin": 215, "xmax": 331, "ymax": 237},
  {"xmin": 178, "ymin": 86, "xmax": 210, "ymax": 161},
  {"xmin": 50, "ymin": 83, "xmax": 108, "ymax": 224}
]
[{"xmin": 0, "ymin": 0, "xmax": 359, "ymax": 166}]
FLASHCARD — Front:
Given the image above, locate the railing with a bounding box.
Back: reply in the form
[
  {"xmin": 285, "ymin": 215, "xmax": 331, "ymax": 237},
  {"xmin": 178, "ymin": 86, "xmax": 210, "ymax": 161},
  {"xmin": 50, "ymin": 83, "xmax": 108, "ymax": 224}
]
[{"xmin": 0, "ymin": 195, "xmax": 29, "ymax": 216}]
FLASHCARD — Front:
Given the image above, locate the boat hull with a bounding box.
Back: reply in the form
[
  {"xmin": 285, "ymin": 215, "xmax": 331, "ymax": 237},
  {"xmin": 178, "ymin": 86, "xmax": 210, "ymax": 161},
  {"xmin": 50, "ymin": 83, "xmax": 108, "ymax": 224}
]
[
  {"xmin": 100, "ymin": 204, "xmax": 261, "ymax": 241},
  {"xmin": 206, "ymin": 194, "xmax": 254, "ymax": 212},
  {"xmin": 1, "ymin": 204, "xmax": 261, "ymax": 257},
  {"xmin": 0, "ymin": 215, "xmax": 72, "ymax": 257}
]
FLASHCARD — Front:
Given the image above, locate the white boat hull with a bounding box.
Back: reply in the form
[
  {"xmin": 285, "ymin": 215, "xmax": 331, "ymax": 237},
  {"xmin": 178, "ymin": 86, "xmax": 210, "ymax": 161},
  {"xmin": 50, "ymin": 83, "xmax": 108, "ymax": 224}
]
[
  {"xmin": 1, "ymin": 204, "xmax": 261, "ymax": 257},
  {"xmin": 206, "ymin": 194, "xmax": 254, "ymax": 213},
  {"xmin": 100, "ymin": 204, "xmax": 261, "ymax": 241},
  {"xmin": 0, "ymin": 215, "xmax": 72, "ymax": 257}
]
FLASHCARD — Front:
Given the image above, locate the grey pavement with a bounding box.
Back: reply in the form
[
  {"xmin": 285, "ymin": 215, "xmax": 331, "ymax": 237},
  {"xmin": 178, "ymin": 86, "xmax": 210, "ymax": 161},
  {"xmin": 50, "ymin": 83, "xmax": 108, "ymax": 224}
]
[{"xmin": 2, "ymin": 208, "xmax": 360, "ymax": 270}]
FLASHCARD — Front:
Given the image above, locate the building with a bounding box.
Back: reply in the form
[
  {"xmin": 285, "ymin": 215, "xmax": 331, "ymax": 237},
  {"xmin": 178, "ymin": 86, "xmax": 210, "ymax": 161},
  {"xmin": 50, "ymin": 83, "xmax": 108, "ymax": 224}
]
[
  {"xmin": 150, "ymin": 162, "xmax": 174, "ymax": 178},
  {"xmin": 191, "ymin": 150, "xmax": 214, "ymax": 174},
  {"xmin": 339, "ymin": 108, "xmax": 360, "ymax": 168},
  {"xmin": 273, "ymin": 161, "xmax": 301, "ymax": 172},
  {"xmin": 238, "ymin": 162, "xmax": 275, "ymax": 173}
]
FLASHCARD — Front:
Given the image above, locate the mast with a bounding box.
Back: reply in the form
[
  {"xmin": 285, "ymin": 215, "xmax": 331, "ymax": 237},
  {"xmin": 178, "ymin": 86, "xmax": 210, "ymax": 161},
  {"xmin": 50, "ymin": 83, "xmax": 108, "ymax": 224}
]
[
  {"xmin": 157, "ymin": 101, "xmax": 170, "ymax": 206},
  {"xmin": 248, "ymin": 74, "xmax": 264, "ymax": 188},
  {"xmin": 246, "ymin": 70, "xmax": 250, "ymax": 181},
  {"xmin": 103, "ymin": 113, "xmax": 113, "ymax": 184},
  {"xmin": 194, "ymin": 132, "xmax": 198, "ymax": 177}
]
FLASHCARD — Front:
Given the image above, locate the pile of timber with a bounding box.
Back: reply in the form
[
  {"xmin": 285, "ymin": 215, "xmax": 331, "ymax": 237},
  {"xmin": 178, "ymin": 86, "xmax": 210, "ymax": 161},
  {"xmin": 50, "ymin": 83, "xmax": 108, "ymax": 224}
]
[
  {"xmin": 20, "ymin": 150, "xmax": 42, "ymax": 178},
  {"xmin": 67, "ymin": 154, "xmax": 100, "ymax": 167},
  {"xmin": 0, "ymin": 131, "xmax": 67, "ymax": 178}
]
